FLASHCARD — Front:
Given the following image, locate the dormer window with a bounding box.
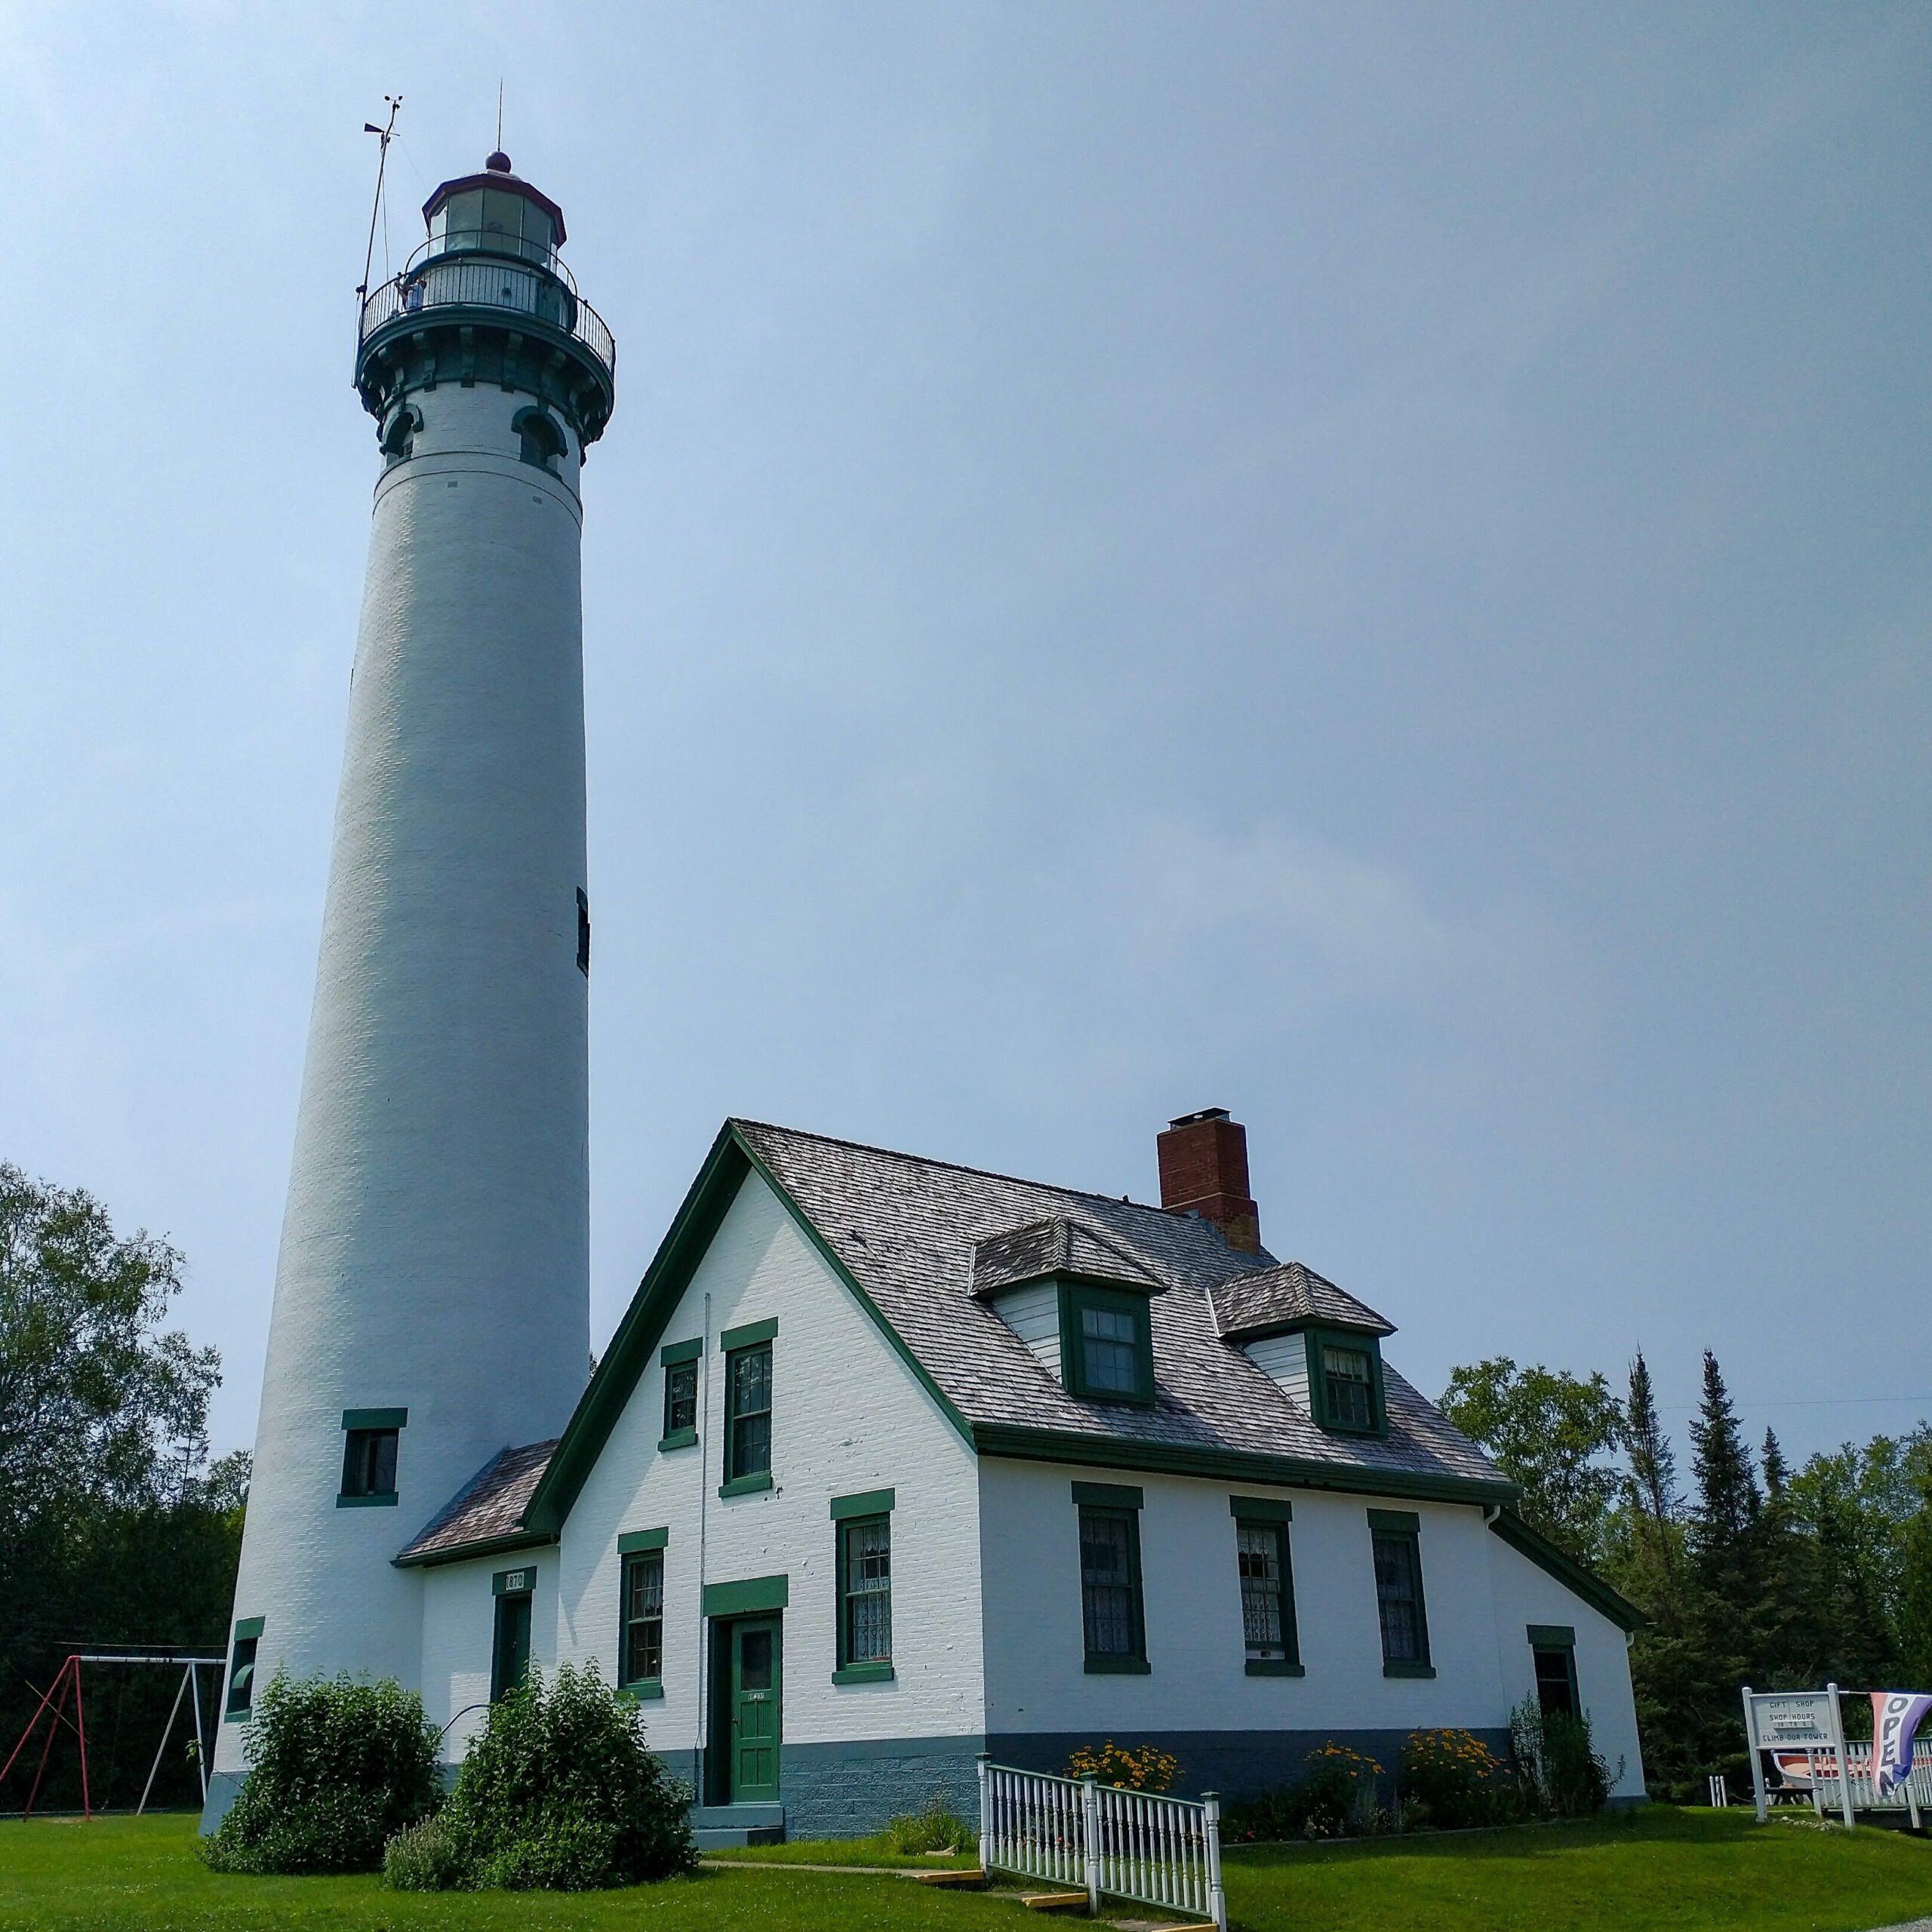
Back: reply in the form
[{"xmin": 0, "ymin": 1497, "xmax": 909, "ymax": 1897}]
[
  {"xmin": 1211, "ymin": 1261, "xmax": 1394, "ymax": 1438},
  {"xmin": 1321, "ymin": 1342, "xmax": 1376, "ymax": 1429},
  {"xmin": 971, "ymin": 1217, "xmax": 1164, "ymax": 1409},
  {"xmin": 1065, "ymin": 1285, "xmax": 1154, "ymax": 1405}
]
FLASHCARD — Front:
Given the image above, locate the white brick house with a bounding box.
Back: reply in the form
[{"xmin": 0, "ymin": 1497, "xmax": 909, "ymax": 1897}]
[{"xmin": 214, "ymin": 1109, "xmax": 1644, "ymax": 1842}]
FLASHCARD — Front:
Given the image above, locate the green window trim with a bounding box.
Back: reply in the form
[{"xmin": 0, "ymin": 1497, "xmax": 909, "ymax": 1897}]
[
  {"xmin": 342, "ymin": 1407, "xmax": 408, "ymax": 1431},
  {"xmin": 1072, "ymin": 1481, "xmax": 1144, "ymax": 1509},
  {"xmin": 1229, "ymin": 1494, "xmax": 1294, "ymax": 1521},
  {"xmin": 1060, "ymin": 1281, "xmax": 1156, "ymax": 1406},
  {"xmin": 703, "ymin": 1574, "xmax": 789, "ymax": 1618},
  {"xmin": 335, "ymin": 1490, "xmax": 399, "ymax": 1508},
  {"xmin": 1370, "ymin": 1515, "xmax": 1432, "ymax": 1675},
  {"xmin": 620, "ymin": 1546, "xmax": 665, "ymax": 1692},
  {"xmin": 836, "ymin": 1512, "xmax": 892, "ymax": 1675},
  {"xmin": 1529, "ymin": 1626, "xmax": 1581, "ymax": 1719},
  {"xmin": 492, "ymin": 1565, "xmax": 538, "ymax": 1596},
  {"xmin": 619, "ymin": 1681, "xmax": 666, "ymax": 1701},
  {"xmin": 831, "ymin": 1487, "xmax": 896, "ymax": 1521},
  {"xmin": 659, "ymin": 1426, "xmax": 698, "ymax": 1451},
  {"xmin": 724, "ymin": 1335, "xmax": 774, "ymax": 1487},
  {"xmin": 1078, "ymin": 1503, "xmax": 1148, "ymax": 1672},
  {"xmin": 720, "ymin": 1316, "xmax": 778, "ymax": 1350},
  {"xmin": 660, "ymin": 1337, "xmax": 703, "ymax": 1366},
  {"xmin": 1234, "ymin": 1514, "xmax": 1302, "ymax": 1670},
  {"xmin": 1304, "ymin": 1327, "xmax": 1387, "ymax": 1436},
  {"xmin": 1527, "ymin": 1623, "xmax": 1576, "ymax": 1647},
  {"xmin": 832, "ymin": 1660, "xmax": 895, "ymax": 1685},
  {"xmin": 224, "ymin": 1620, "xmax": 262, "ymax": 1722}
]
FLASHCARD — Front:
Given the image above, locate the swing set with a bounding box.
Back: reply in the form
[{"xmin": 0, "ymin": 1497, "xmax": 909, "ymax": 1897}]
[{"xmin": 2, "ymin": 1651, "xmax": 223, "ymax": 1820}]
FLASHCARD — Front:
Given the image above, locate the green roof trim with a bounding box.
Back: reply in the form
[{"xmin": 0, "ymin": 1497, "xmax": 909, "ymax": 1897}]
[
  {"xmin": 974, "ymin": 1423, "xmax": 1518, "ymax": 1509},
  {"xmin": 525, "ymin": 1124, "xmax": 975, "ymax": 1538},
  {"xmin": 392, "ymin": 1529, "xmax": 554, "ymax": 1571},
  {"xmin": 1489, "ymin": 1509, "xmax": 1645, "ymax": 1633}
]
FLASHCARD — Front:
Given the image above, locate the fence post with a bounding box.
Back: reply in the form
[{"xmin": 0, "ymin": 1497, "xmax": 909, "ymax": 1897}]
[
  {"xmin": 1080, "ymin": 1775, "xmax": 1101, "ymax": 1916},
  {"xmin": 1741, "ymin": 1685, "xmax": 1767, "ymax": 1823},
  {"xmin": 1202, "ymin": 1791, "xmax": 1226, "ymax": 1932},
  {"xmin": 1827, "ymin": 1683, "xmax": 1855, "ymax": 1830},
  {"xmin": 977, "ymin": 1753, "xmax": 992, "ymax": 1876}
]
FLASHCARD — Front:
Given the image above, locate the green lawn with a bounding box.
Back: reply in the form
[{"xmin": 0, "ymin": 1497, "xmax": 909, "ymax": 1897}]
[
  {"xmin": 2, "ymin": 1807, "xmax": 1929, "ymax": 1931},
  {"xmin": 0, "ymin": 1817, "xmax": 1023, "ymax": 1932}
]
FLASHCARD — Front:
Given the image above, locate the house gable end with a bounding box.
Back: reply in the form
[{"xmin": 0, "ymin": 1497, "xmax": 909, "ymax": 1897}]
[{"xmin": 525, "ymin": 1123, "xmax": 975, "ymax": 1537}]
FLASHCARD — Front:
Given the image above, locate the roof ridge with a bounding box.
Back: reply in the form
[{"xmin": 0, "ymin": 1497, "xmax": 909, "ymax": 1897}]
[{"xmin": 731, "ymin": 1116, "xmax": 1183, "ymax": 1223}]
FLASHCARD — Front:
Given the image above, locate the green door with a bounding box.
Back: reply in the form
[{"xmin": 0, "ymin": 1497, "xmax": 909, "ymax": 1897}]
[
  {"xmin": 728, "ymin": 1617, "xmax": 781, "ymax": 1802},
  {"xmin": 491, "ymin": 1592, "xmax": 531, "ymax": 1702}
]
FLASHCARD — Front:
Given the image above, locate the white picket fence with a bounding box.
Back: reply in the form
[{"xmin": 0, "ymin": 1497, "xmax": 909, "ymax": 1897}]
[
  {"xmin": 977, "ymin": 1758, "xmax": 1227, "ymax": 1930},
  {"xmin": 1809, "ymin": 1746, "xmax": 1932, "ymax": 1828}
]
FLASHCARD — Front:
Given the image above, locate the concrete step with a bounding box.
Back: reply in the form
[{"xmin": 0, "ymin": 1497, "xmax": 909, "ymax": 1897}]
[{"xmin": 690, "ymin": 1801, "xmax": 784, "ymax": 1849}]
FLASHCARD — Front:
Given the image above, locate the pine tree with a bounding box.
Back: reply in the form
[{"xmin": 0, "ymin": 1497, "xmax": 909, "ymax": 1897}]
[
  {"xmin": 1689, "ymin": 1349, "xmax": 1759, "ymax": 1588},
  {"xmin": 1625, "ymin": 1351, "xmax": 1681, "ymax": 1544},
  {"xmin": 1762, "ymin": 1428, "xmax": 1788, "ymax": 1502}
]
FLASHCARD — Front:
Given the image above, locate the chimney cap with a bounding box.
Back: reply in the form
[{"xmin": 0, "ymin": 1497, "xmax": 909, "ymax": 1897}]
[{"xmin": 1167, "ymin": 1107, "xmax": 1231, "ymax": 1130}]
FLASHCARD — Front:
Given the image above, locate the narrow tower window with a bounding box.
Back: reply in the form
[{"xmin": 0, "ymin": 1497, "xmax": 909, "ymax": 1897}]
[
  {"xmin": 516, "ymin": 407, "xmax": 565, "ymax": 474},
  {"xmin": 338, "ymin": 1407, "xmax": 406, "ymax": 1506},
  {"xmin": 577, "ymin": 888, "xmax": 590, "ymax": 977},
  {"xmin": 380, "ymin": 405, "xmax": 420, "ymax": 466}
]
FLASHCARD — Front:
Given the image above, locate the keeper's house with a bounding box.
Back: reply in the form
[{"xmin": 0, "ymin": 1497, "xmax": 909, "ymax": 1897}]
[{"xmin": 259, "ymin": 1109, "xmax": 1646, "ymax": 1841}]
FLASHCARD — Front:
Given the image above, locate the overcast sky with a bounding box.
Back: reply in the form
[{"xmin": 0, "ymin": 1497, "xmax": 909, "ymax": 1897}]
[{"xmin": 2, "ymin": 3, "xmax": 1927, "ymax": 1471}]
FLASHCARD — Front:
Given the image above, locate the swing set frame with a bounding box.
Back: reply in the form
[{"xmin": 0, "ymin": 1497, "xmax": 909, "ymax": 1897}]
[{"xmin": 2, "ymin": 1651, "xmax": 223, "ymax": 1820}]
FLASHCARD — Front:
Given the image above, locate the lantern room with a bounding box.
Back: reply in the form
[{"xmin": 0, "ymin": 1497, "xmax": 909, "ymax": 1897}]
[{"xmin": 423, "ymin": 150, "xmax": 567, "ymax": 269}]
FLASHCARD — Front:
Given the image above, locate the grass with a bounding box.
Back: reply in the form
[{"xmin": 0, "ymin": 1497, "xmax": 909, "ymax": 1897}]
[
  {"xmin": 705, "ymin": 1833, "xmax": 974, "ymax": 1869},
  {"xmin": 0, "ymin": 1816, "xmax": 1026, "ymax": 1931},
  {"xmin": 2, "ymin": 1805, "xmax": 1928, "ymax": 1930},
  {"xmin": 1216, "ymin": 1804, "xmax": 1932, "ymax": 1932}
]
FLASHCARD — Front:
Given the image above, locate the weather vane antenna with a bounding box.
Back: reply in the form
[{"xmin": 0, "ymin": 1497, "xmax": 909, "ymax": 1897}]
[
  {"xmin": 357, "ymin": 96, "xmax": 402, "ymax": 305},
  {"xmin": 497, "ymin": 81, "xmax": 504, "ymax": 155}
]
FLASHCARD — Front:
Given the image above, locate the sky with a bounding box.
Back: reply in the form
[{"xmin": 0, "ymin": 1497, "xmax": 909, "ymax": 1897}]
[{"xmin": 1, "ymin": 3, "xmax": 1927, "ymax": 1474}]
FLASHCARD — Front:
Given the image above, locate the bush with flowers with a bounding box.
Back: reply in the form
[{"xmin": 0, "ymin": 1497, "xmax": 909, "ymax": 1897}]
[
  {"xmin": 1398, "ymin": 1727, "xmax": 1509, "ymax": 1829},
  {"xmin": 1064, "ymin": 1740, "xmax": 1181, "ymax": 1794},
  {"xmin": 1223, "ymin": 1742, "xmax": 1386, "ymax": 1841}
]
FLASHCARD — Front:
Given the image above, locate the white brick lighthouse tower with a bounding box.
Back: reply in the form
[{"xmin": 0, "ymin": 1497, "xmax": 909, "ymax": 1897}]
[{"xmin": 208, "ymin": 152, "xmax": 615, "ymax": 1817}]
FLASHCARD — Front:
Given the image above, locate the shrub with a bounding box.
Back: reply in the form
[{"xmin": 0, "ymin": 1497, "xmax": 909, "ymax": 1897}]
[
  {"xmin": 1223, "ymin": 1743, "xmax": 1385, "ymax": 1842},
  {"xmin": 883, "ymin": 1790, "xmax": 972, "ymax": 1854},
  {"xmin": 383, "ymin": 1814, "xmax": 469, "ymax": 1892},
  {"xmin": 1399, "ymin": 1727, "xmax": 1509, "ymax": 1829},
  {"xmin": 1065, "ymin": 1740, "xmax": 1181, "ymax": 1793},
  {"xmin": 1510, "ymin": 1700, "xmax": 1614, "ymax": 1818},
  {"xmin": 441, "ymin": 1661, "xmax": 696, "ymax": 1890},
  {"xmin": 202, "ymin": 1672, "xmax": 442, "ymax": 1875}
]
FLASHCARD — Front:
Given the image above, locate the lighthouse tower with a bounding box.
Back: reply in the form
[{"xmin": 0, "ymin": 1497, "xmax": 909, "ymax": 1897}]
[{"xmin": 208, "ymin": 154, "xmax": 615, "ymax": 1815}]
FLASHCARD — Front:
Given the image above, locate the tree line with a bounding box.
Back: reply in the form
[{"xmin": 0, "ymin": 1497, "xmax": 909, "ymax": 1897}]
[
  {"xmin": 0, "ymin": 1164, "xmax": 246, "ymax": 1814},
  {"xmin": 1441, "ymin": 1352, "xmax": 1932, "ymax": 1799}
]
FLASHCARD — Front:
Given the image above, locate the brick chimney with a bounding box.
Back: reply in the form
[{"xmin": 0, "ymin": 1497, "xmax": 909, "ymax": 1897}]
[{"xmin": 1158, "ymin": 1108, "xmax": 1261, "ymax": 1254}]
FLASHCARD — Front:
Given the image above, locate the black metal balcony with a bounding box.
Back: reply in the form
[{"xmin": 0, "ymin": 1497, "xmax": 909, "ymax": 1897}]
[{"xmin": 357, "ymin": 232, "xmax": 615, "ymax": 383}]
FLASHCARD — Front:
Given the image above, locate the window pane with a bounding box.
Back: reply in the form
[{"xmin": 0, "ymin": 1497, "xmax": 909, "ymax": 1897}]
[
  {"xmin": 1374, "ymin": 1530, "xmax": 1421, "ymax": 1662},
  {"xmin": 624, "ymin": 1552, "xmax": 663, "ymax": 1684},
  {"xmin": 1236, "ymin": 1521, "xmax": 1284, "ymax": 1658},
  {"xmin": 1534, "ymin": 1647, "xmax": 1577, "ymax": 1718},
  {"xmin": 841, "ymin": 1516, "xmax": 892, "ymax": 1664},
  {"xmin": 728, "ymin": 1344, "xmax": 773, "ymax": 1477},
  {"xmin": 1080, "ymin": 1510, "xmax": 1139, "ymax": 1657},
  {"xmin": 666, "ymin": 1361, "xmax": 697, "ymax": 1435},
  {"xmin": 1323, "ymin": 1346, "xmax": 1374, "ymax": 1428},
  {"xmin": 1081, "ymin": 1303, "xmax": 1141, "ymax": 1395}
]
